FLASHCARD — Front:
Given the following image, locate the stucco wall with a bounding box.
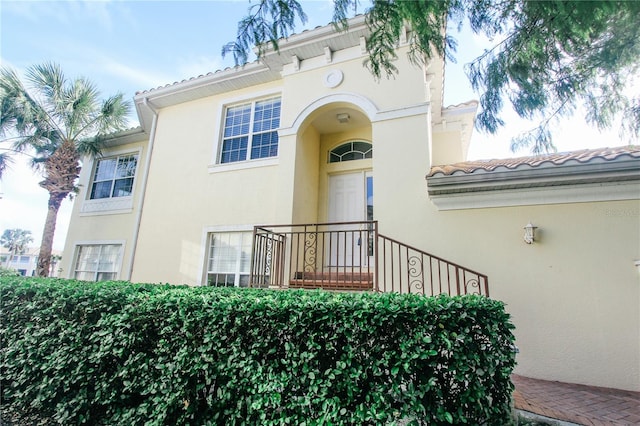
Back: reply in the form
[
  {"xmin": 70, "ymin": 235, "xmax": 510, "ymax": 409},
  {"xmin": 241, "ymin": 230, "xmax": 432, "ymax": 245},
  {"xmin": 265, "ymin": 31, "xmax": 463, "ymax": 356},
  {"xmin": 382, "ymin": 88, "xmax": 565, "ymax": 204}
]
[
  {"xmin": 131, "ymin": 83, "xmax": 284, "ymax": 285},
  {"xmin": 415, "ymin": 198, "xmax": 640, "ymax": 391},
  {"xmin": 61, "ymin": 30, "xmax": 639, "ymax": 391},
  {"xmin": 60, "ymin": 139, "xmax": 148, "ymax": 280},
  {"xmin": 374, "ymin": 120, "xmax": 640, "ymax": 390}
]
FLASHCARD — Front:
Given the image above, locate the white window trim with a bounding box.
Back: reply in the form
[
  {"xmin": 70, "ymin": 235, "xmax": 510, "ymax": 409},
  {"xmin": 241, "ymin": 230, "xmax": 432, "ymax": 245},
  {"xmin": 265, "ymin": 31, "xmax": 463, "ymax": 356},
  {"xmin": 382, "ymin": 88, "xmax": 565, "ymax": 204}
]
[
  {"xmin": 209, "ymin": 89, "xmax": 282, "ymax": 174},
  {"xmin": 328, "ymin": 139, "xmax": 373, "ymax": 163},
  {"xmin": 198, "ymin": 225, "xmax": 254, "ymax": 286},
  {"xmin": 69, "ymin": 240, "xmax": 125, "ymax": 281},
  {"xmin": 80, "ymin": 147, "xmax": 143, "ymax": 215}
]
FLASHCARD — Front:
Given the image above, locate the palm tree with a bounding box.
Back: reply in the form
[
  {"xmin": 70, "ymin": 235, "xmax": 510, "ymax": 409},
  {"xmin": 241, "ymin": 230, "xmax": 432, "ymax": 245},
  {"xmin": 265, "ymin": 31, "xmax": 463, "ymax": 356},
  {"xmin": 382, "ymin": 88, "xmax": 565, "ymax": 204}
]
[
  {"xmin": 0, "ymin": 63, "xmax": 131, "ymax": 276},
  {"xmin": 1, "ymin": 228, "xmax": 34, "ymax": 269}
]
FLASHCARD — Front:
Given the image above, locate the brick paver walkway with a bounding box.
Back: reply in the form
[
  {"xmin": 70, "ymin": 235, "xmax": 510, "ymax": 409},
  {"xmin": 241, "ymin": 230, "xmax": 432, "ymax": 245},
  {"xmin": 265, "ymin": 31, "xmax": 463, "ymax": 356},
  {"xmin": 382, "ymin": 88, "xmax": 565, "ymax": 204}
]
[{"xmin": 513, "ymin": 374, "xmax": 640, "ymax": 425}]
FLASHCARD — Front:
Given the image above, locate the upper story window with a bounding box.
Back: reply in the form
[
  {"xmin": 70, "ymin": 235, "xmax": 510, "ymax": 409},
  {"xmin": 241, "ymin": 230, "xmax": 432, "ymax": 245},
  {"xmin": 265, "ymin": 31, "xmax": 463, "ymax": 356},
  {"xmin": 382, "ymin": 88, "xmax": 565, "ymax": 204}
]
[
  {"xmin": 81, "ymin": 150, "xmax": 141, "ymax": 215},
  {"xmin": 90, "ymin": 154, "xmax": 138, "ymax": 199},
  {"xmin": 329, "ymin": 141, "xmax": 372, "ymax": 163},
  {"xmin": 220, "ymin": 97, "xmax": 281, "ymax": 164}
]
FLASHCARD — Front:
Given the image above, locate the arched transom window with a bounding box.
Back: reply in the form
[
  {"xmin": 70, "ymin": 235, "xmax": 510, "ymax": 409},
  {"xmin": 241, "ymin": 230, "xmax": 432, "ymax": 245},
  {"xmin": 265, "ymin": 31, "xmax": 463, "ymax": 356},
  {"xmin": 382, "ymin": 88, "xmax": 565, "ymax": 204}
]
[{"xmin": 328, "ymin": 141, "xmax": 373, "ymax": 163}]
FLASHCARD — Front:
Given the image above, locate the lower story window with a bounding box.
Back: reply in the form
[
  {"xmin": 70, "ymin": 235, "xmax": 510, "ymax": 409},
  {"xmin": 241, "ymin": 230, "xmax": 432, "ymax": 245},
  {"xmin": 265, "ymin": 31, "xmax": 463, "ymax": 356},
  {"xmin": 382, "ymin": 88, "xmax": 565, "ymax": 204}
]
[
  {"xmin": 206, "ymin": 232, "xmax": 252, "ymax": 287},
  {"xmin": 74, "ymin": 244, "xmax": 122, "ymax": 281}
]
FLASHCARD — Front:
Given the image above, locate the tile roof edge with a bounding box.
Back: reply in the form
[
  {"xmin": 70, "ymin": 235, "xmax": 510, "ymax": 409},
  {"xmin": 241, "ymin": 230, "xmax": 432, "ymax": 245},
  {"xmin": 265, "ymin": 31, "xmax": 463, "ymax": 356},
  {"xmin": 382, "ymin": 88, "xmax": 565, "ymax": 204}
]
[
  {"xmin": 134, "ymin": 14, "xmax": 368, "ymax": 97},
  {"xmin": 428, "ymin": 146, "xmax": 640, "ymax": 177}
]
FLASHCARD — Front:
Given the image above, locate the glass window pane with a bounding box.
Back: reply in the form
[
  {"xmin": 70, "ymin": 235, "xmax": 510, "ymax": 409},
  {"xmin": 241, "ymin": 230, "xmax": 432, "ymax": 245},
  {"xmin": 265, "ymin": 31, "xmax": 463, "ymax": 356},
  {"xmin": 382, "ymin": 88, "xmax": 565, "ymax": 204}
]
[
  {"xmin": 97, "ymin": 246, "xmax": 120, "ymax": 272},
  {"xmin": 112, "ymin": 178, "xmax": 134, "ymax": 197},
  {"xmin": 208, "ymin": 273, "xmax": 235, "ymax": 287},
  {"xmin": 94, "ymin": 158, "xmax": 116, "ymax": 181},
  {"xmin": 75, "ymin": 245, "xmax": 100, "ymax": 272},
  {"xmin": 353, "ymin": 141, "xmax": 371, "ymax": 153},
  {"xmin": 328, "ymin": 141, "xmax": 373, "ymax": 163},
  {"xmin": 224, "ymin": 104, "xmax": 251, "ymax": 137},
  {"xmin": 250, "ymin": 131, "xmax": 278, "ymax": 159},
  {"xmin": 221, "ymin": 136, "xmax": 248, "ymax": 163},
  {"xmin": 74, "ymin": 245, "xmax": 121, "ymax": 282},
  {"xmin": 207, "ymin": 232, "xmax": 252, "ymax": 287},
  {"xmin": 219, "ymin": 97, "xmax": 281, "ymax": 165},
  {"xmin": 333, "ymin": 143, "xmax": 352, "ymax": 157},
  {"xmin": 91, "ymin": 181, "xmax": 112, "ymax": 199},
  {"xmin": 115, "ymin": 155, "xmax": 138, "ymax": 178},
  {"xmin": 90, "ymin": 155, "xmax": 137, "ymax": 200},
  {"xmin": 75, "ymin": 271, "xmax": 95, "ymax": 281},
  {"xmin": 253, "ymin": 98, "xmax": 281, "ymax": 133},
  {"xmin": 239, "ymin": 275, "xmax": 250, "ymax": 288},
  {"xmin": 96, "ymin": 272, "xmax": 116, "ymax": 282}
]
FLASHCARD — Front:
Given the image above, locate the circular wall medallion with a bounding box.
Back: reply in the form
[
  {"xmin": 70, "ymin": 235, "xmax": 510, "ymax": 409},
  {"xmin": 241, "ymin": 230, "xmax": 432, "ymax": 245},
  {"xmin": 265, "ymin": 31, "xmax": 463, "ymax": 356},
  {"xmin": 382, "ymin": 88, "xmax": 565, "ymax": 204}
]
[{"xmin": 323, "ymin": 70, "xmax": 344, "ymax": 88}]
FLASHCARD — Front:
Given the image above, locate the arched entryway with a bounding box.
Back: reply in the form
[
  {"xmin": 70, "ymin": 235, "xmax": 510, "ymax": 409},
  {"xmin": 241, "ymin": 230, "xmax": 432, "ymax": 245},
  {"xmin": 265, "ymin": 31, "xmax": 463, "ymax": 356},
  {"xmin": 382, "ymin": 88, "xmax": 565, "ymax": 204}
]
[{"xmin": 288, "ymin": 99, "xmax": 374, "ymax": 225}]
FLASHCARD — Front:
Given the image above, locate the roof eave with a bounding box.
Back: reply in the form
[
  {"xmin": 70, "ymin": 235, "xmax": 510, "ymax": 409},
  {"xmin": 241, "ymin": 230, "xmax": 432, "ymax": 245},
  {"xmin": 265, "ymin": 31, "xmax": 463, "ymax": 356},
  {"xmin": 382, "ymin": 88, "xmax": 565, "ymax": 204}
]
[{"xmin": 427, "ymin": 157, "xmax": 640, "ymax": 196}]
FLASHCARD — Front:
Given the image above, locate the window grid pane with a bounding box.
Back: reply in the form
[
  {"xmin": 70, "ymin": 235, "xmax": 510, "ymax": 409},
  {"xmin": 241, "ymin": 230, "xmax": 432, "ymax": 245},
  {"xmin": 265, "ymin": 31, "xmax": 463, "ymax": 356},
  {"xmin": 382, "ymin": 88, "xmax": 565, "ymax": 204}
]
[
  {"xmin": 328, "ymin": 141, "xmax": 373, "ymax": 163},
  {"xmin": 207, "ymin": 232, "xmax": 252, "ymax": 287},
  {"xmin": 250, "ymin": 131, "xmax": 279, "ymax": 159},
  {"xmin": 90, "ymin": 155, "xmax": 138, "ymax": 200},
  {"xmin": 74, "ymin": 244, "xmax": 122, "ymax": 282},
  {"xmin": 220, "ymin": 97, "xmax": 280, "ymax": 164},
  {"xmin": 115, "ymin": 155, "xmax": 137, "ymax": 178},
  {"xmin": 112, "ymin": 178, "xmax": 134, "ymax": 197},
  {"xmin": 94, "ymin": 159, "xmax": 116, "ymax": 181},
  {"xmin": 91, "ymin": 181, "xmax": 113, "ymax": 199}
]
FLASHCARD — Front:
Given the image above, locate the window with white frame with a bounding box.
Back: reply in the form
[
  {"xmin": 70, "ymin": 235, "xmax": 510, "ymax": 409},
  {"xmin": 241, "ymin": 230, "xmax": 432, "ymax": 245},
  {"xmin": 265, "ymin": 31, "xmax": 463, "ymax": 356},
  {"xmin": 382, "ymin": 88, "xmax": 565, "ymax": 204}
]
[
  {"xmin": 73, "ymin": 244, "xmax": 122, "ymax": 281},
  {"xmin": 328, "ymin": 141, "xmax": 373, "ymax": 163},
  {"xmin": 206, "ymin": 232, "xmax": 252, "ymax": 287},
  {"xmin": 220, "ymin": 97, "xmax": 281, "ymax": 164},
  {"xmin": 90, "ymin": 154, "xmax": 138, "ymax": 199}
]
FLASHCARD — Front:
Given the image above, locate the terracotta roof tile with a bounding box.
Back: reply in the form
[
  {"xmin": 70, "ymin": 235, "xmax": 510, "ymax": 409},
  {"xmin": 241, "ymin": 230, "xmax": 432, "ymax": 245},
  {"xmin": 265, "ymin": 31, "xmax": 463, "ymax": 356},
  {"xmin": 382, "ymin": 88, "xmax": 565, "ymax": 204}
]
[
  {"xmin": 428, "ymin": 146, "xmax": 640, "ymax": 177},
  {"xmin": 443, "ymin": 100, "xmax": 479, "ymax": 110},
  {"xmin": 134, "ymin": 64, "xmax": 257, "ymax": 96}
]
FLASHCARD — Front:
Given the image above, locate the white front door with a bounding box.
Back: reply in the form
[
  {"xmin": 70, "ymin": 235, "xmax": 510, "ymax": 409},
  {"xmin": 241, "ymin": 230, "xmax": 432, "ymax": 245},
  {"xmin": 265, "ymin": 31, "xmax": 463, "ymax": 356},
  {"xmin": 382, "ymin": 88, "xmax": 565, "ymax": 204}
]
[{"xmin": 328, "ymin": 172, "xmax": 371, "ymax": 266}]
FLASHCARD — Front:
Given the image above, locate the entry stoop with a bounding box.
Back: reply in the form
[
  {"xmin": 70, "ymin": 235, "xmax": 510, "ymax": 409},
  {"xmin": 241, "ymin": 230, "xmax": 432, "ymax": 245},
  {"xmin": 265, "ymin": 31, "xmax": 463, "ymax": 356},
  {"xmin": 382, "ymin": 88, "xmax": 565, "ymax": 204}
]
[{"xmin": 289, "ymin": 271, "xmax": 374, "ymax": 291}]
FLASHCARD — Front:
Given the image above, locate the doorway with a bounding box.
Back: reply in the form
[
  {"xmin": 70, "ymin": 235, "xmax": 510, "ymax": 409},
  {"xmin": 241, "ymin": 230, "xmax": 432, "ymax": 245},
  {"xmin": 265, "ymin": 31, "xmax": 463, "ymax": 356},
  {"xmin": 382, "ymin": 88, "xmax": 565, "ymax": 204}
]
[{"xmin": 327, "ymin": 171, "xmax": 373, "ymax": 266}]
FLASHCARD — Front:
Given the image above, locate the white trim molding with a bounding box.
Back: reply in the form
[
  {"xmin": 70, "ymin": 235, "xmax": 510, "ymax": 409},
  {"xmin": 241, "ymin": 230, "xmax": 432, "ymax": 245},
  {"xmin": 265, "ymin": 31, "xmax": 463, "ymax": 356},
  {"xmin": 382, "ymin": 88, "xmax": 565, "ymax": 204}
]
[
  {"xmin": 281, "ymin": 92, "xmax": 380, "ymax": 137},
  {"xmin": 69, "ymin": 240, "xmax": 126, "ymax": 280},
  {"xmin": 80, "ymin": 147, "xmax": 143, "ymax": 216},
  {"xmin": 198, "ymin": 225, "xmax": 255, "ymax": 286},
  {"xmin": 427, "ymin": 154, "xmax": 640, "ymax": 210}
]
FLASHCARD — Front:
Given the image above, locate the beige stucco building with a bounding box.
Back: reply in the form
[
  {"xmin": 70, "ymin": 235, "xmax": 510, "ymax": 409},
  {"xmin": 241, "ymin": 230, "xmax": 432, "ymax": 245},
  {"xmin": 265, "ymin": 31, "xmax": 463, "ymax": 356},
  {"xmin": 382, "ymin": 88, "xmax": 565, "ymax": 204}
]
[{"xmin": 61, "ymin": 16, "xmax": 640, "ymax": 392}]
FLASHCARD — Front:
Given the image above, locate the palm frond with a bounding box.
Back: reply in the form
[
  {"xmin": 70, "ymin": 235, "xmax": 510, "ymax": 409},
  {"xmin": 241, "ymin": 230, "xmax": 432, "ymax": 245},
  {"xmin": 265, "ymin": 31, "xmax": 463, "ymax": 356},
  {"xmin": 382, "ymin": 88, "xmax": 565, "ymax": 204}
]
[
  {"xmin": 26, "ymin": 62, "xmax": 66, "ymax": 115},
  {"xmin": 64, "ymin": 77, "xmax": 100, "ymax": 139},
  {"xmin": 97, "ymin": 93, "xmax": 131, "ymax": 133},
  {"xmin": 0, "ymin": 96, "xmax": 19, "ymax": 138},
  {"xmin": 1, "ymin": 65, "xmax": 63, "ymax": 152},
  {"xmin": 74, "ymin": 92, "xmax": 131, "ymax": 157},
  {"xmin": 0, "ymin": 151, "xmax": 14, "ymax": 179}
]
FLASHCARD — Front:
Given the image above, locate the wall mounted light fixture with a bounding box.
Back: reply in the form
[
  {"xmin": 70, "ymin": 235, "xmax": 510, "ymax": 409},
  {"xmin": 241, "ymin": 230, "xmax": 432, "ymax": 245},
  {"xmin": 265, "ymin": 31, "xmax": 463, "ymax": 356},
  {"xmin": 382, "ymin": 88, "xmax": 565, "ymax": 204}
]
[
  {"xmin": 523, "ymin": 222, "xmax": 537, "ymax": 244},
  {"xmin": 336, "ymin": 113, "xmax": 350, "ymax": 124}
]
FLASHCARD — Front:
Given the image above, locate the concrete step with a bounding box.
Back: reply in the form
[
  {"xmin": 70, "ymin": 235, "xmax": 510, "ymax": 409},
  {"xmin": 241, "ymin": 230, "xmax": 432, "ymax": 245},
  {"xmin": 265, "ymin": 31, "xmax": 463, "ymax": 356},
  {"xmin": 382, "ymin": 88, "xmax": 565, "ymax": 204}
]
[{"xmin": 290, "ymin": 271, "xmax": 373, "ymax": 290}]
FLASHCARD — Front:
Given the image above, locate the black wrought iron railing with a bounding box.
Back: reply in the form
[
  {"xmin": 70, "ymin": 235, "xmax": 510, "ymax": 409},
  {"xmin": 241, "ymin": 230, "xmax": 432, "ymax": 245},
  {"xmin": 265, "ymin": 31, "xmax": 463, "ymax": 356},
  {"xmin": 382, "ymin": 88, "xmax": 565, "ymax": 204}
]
[{"xmin": 250, "ymin": 221, "xmax": 489, "ymax": 297}]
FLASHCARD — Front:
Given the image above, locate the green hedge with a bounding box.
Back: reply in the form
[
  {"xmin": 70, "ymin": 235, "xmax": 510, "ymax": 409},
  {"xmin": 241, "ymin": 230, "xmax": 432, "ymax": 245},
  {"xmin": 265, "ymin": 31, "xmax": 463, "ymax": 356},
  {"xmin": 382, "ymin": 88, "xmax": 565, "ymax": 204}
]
[{"xmin": 1, "ymin": 277, "xmax": 516, "ymax": 425}]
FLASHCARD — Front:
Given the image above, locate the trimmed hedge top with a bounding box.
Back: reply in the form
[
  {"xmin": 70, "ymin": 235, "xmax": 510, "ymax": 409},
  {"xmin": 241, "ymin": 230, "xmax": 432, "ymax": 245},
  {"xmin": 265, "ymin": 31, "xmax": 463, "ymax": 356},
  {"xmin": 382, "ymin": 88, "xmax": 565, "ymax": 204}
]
[{"xmin": 1, "ymin": 277, "xmax": 516, "ymax": 425}]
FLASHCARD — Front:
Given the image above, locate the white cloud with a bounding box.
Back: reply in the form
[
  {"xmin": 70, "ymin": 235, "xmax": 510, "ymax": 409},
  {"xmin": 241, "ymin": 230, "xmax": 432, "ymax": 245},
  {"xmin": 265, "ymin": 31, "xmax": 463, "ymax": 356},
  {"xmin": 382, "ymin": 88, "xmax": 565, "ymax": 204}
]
[
  {"xmin": 1, "ymin": 0, "xmax": 131, "ymax": 33},
  {"xmin": 103, "ymin": 60, "xmax": 172, "ymax": 91},
  {"xmin": 1, "ymin": 1, "xmax": 70, "ymax": 25},
  {"xmin": 176, "ymin": 55, "xmax": 225, "ymax": 81}
]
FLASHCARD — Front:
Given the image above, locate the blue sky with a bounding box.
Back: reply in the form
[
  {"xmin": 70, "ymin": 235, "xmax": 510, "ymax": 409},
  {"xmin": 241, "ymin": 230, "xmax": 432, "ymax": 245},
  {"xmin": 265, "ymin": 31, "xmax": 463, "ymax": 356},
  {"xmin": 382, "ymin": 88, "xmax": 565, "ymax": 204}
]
[{"xmin": 0, "ymin": 0, "xmax": 627, "ymax": 251}]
